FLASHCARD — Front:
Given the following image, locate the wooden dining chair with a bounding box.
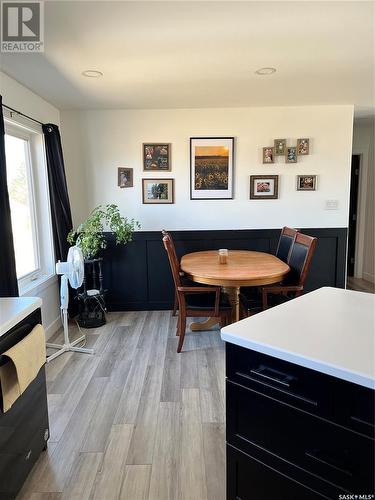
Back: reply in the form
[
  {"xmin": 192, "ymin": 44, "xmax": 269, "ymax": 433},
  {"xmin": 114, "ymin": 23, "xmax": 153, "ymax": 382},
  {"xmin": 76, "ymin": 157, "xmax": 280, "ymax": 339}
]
[
  {"xmin": 163, "ymin": 233, "xmax": 231, "ymax": 353},
  {"xmin": 239, "ymin": 233, "xmax": 317, "ymax": 317},
  {"xmin": 162, "ymin": 229, "xmax": 197, "ymax": 316},
  {"xmin": 276, "ymin": 226, "xmax": 299, "ymax": 264},
  {"xmin": 239, "ymin": 226, "xmax": 299, "ymax": 311}
]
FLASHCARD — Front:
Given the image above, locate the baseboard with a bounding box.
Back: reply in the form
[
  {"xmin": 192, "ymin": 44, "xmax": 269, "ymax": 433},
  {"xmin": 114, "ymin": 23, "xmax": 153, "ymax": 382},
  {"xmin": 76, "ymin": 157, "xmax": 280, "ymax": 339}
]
[
  {"xmin": 44, "ymin": 316, "xmax": 61, "ymax": 340},
  {"xmin": 363, "ymin": 272, "xmax": 375, "ymax": 284}
]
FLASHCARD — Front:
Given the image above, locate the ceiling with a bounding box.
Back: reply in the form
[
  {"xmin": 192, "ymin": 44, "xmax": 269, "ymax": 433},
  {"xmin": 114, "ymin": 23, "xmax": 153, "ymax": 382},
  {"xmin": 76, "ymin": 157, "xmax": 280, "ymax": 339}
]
[{"xmin": 1, "ymin": 1, "xmax": 374, "ymax": 115}]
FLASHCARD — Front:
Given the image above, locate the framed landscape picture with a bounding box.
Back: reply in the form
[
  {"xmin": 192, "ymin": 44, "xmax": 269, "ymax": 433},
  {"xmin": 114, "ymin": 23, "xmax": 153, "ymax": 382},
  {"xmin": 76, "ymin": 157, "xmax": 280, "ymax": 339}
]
[
  {"xmin": 250, "ymin": 175, "xmax": 279, "ymax": 199},
  {"xmin": 297, "ymin": 175, "xmax": 317, "ymax": 191},
  {"xmin": 117, "ymin": 167, "xmax": 133, "ymax": 188},
  {"xmin": 142, "ymin": 178, "xmax": 174, "ymax": 204},
  {"xmin": 190, "ymin": 137, "xmax": 234, "ymax": 199},
  {"xmin": 143, "ymin": 143, "xmax": 171, "ymax": 171}
]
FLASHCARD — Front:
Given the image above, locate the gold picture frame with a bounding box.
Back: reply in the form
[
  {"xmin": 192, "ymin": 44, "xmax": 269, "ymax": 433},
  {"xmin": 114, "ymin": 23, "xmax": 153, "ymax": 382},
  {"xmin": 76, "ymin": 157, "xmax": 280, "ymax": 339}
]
[{"xmin": 142, "ymin": 178, "xmax": 174, "ymax": 204}]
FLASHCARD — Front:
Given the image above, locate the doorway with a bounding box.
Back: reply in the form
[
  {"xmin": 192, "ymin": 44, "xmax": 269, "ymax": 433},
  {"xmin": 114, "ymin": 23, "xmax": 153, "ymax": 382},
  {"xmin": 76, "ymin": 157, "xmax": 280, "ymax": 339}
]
[{"xmin": 347, "ymin": 155, "xmax": 360, "ymax": 277}]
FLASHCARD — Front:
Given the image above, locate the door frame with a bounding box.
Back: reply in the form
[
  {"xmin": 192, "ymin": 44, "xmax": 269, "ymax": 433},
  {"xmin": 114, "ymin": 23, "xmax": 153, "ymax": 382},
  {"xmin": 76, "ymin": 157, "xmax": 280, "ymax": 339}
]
[{"xmin": 351, "ymin": 148, "xmax": 369, "ymax": 279}]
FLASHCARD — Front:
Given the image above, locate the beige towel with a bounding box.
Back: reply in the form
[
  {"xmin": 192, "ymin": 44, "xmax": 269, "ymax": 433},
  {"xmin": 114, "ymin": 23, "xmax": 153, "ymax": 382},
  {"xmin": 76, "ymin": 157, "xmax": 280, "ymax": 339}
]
[{"xmin": 0, "ymin": 324, "xmax": 46, "ymax": 412}]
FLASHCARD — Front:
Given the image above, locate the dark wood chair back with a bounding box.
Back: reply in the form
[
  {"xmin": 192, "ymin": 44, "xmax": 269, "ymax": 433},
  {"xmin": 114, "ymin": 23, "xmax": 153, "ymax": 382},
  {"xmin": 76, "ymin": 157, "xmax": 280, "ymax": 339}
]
[
  {"xmin": 285, "ymin": 233, "xmax": 317, "ymax": 287},
  {"xmin": 276, "ymin": 227, "xmax": 299, "ymax": 263},
  {"xmin": 162, "ymin": 232, "xmax": 182, "ymax": 290},
  {"xmin": 162, "ymin": 230, "xmax": 178, "ymax": 265}
]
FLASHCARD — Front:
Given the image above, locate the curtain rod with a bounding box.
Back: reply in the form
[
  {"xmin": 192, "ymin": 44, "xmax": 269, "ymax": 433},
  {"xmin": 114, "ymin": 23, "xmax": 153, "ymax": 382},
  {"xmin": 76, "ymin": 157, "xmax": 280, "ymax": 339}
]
[{"xmin": 2, "ymin": 103, "xmax": 44, "ymax": 126}]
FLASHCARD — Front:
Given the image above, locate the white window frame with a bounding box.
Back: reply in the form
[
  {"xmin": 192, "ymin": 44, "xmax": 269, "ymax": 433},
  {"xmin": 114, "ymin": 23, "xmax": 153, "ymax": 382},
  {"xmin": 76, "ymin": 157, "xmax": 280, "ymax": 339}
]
[{"xmin": 4, "ymin": 115, "xmax": 56, "ymax": 294}]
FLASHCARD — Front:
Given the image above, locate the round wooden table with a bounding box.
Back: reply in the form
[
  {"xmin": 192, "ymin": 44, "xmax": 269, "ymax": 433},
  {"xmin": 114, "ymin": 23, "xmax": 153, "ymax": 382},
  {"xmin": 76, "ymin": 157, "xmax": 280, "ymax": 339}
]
[{"xmin": 180, "ymin": 250, "xmax": 290, "ymax": 329}]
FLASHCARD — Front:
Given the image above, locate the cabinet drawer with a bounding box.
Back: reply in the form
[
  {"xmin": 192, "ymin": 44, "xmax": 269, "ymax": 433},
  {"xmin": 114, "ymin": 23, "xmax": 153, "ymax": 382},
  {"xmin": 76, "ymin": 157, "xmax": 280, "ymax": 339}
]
[
  {"xmin": 333, "ymin": 381, "xmax": 375, "ymax": 439},
  {"xmin": 0, "ymin": 427, "xmax": 47, "ymax": 499},
  {"xmin": 227, "ymin": 444, "xmax": 330, "ymax": 500},
  {"xmin": 227, "ymin": 380, "xmax": 374, "ymax": 494},
  {"xmin": 226, "ymin": 343, "xmax": 332, "ymax": 419}
]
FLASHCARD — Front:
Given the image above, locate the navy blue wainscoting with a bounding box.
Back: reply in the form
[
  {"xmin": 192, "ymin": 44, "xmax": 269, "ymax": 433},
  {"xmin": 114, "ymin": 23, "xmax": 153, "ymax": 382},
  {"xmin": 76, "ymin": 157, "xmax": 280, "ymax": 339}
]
[{"xmin": 99, "ymin": 228, "xmax": 347, "ymax": 311}]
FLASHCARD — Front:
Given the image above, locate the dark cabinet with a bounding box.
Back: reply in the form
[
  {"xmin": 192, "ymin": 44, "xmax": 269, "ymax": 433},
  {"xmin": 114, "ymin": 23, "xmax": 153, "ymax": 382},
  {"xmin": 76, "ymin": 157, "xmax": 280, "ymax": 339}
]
[
  {"xmin": 0, "ymin": 308, "xmax": 49, "ymax": 500},
  {"xmin": 226, "ymin": 343, "xmax": 375, "ymax": 500}
]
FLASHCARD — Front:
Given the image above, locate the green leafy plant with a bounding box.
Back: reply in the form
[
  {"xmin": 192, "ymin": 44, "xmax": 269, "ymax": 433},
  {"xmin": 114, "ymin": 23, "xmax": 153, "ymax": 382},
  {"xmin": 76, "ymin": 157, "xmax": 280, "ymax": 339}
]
[{"xmin": 67, "ymin": 204, "xmax": 140, "ymax": 259}]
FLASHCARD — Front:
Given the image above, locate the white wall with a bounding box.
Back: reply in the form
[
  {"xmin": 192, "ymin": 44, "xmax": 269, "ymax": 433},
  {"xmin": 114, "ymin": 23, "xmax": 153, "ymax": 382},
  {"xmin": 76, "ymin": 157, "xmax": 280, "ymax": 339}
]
[
  {"xmin": 353, "ymin": 118, "xmax": 375, "ymax": 283},
  {"xmin": 60, "ymin": 105, "xmax": 353, "ymax": 231},
  {"xmin": 1, "ymin": 71, "xmax": 61, "ymax": 336}
]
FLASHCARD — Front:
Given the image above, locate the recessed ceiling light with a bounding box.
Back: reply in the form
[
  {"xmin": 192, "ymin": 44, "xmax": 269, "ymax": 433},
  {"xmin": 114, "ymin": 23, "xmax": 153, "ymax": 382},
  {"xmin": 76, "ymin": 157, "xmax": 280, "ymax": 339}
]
[
  {"xmin": 81, "ymin": 70, "xmax": 103, "ymax": 78},
  {"xmin": 255, "ymin": 67, "xmax": 276, "ymax": 76}
]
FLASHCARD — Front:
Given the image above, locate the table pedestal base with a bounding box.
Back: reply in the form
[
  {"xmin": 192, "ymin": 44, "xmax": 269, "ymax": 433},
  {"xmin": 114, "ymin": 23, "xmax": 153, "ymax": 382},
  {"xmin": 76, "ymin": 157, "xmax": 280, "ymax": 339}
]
[
  {"xmin": 223, "ymin": 286, "xmax": 240, "ymax": 323},
  {"xmin": 190, "ymin": 317, "xmax": 220, "ymax": 331},
  {"xmin": 188, "ymin": 286, "xmax": 240, "ymax": 331}
]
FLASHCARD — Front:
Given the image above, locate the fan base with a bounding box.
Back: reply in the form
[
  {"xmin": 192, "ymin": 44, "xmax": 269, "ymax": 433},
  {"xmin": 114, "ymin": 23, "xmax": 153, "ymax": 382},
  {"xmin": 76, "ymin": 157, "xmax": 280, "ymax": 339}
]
[{"xmin": 46, "ymin": 335, "xmax": 94, "ymax": 363}]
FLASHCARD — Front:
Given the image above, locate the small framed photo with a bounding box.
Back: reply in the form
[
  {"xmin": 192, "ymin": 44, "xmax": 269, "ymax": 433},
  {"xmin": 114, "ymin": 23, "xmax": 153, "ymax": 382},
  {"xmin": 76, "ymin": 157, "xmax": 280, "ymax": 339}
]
[
  {"xmin": 297, "ymin": 175, "xmax": 317, "ymax": 191},
  {"xmin": 286, "ymin": 146, "xmax": 297, "ymax": 163},
  {"xmin": 190, "ymin": 137, "xmax": 234, "ymax": 199},
  {"xmin": 263, "ymin": 147, "xmax": 275, "ymax": 164},
  {"xmin": 142, "ymin": 178, "xmax": 174, "ymax": 204},
  {"xmin": 250, "ymin": 175, "xmax": 279, "ymax": 199},
  {"xmin": 274, "ymin": 139, "xmax": 286, "ymax": 156},
  {"xmin": 117, "ymin": 167, "xmax": 133, "ymax": 188},
  {"xmin": 297, "ymin": 138, "xmax": 310, "ymax": 155},
  {"xmin": 143, "ymin": 143, "xmax": 171, "ymax": 171}
]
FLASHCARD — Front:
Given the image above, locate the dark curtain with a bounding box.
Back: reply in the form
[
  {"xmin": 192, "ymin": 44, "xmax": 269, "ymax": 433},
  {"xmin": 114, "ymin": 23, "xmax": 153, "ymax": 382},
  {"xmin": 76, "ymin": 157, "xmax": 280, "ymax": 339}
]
[
  {"xmin": 42, "ymin": 123, "xmax": 73, "ymax": 262},
  {"xmin": 0, "ymin": 95, "xmax": 19, "ymax": 297}
]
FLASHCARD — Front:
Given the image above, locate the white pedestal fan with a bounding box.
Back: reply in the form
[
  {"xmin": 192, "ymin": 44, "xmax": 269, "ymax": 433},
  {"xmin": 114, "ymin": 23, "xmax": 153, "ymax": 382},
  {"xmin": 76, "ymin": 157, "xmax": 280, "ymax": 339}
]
[{"xmin": 46, "ymin": 246, "xmax": 94, "ymax": 363}]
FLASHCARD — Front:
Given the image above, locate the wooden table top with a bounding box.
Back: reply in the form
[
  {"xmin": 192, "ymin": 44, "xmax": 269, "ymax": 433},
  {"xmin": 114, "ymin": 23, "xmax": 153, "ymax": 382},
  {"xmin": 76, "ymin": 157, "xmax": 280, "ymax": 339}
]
[{"xmin": 181, "ymin": 250, "xmax": 290, "ymax": 287}]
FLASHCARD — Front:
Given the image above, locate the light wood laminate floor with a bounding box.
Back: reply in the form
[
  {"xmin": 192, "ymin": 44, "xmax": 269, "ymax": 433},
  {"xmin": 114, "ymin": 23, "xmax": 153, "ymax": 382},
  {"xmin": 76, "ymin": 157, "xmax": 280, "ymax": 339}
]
[
  {"xmin": 347, "ymin": 277, "xmax": 375, "ymax": 294},
  {"xmin": 17, "ymin": 311, "xmax": 226, "ymax": 500}
]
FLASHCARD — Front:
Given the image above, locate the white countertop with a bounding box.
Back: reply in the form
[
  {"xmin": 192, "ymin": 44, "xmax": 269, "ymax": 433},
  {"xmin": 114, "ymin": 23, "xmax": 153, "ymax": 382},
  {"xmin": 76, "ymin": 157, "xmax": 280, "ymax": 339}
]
[
  {"xmin": 221, "ymin": 287, "xmax": 375, "ymax": 389},
  {"xmin": 0, "ymin": 297, "xmax": 42, "ymax": 338}
]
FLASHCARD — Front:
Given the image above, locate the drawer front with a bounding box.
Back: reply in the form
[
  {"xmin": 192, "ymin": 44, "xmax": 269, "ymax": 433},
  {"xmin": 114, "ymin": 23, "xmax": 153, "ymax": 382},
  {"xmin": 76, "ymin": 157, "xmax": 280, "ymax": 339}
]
[
  {"xmin": 0, "ymin": 427, "xmax": 48, "ymax": 498},
  {"xmin": 333, "ymin": 380, "xmax": 375, "ymax": 439},
  {"xmin": 0, "ymin": 368, "xmax": 49, "ymax": 453},
  {"xmin": 227, "ymin": 380, "xmax": 375, "ymax": 494},
  {"xmin": 227, "ymin": 444, "xmax": 330, "ymax": 500},
  {"xmin": 226, "ymin": 343, "xmax": 332, "ymax": 419}
]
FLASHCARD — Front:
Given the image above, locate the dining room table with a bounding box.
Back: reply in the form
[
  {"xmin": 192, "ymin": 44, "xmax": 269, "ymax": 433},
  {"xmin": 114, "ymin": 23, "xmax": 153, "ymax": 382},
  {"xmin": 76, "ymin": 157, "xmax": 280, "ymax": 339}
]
[{"xmin": 180, "ymin": 249, "xmax": 290, "ymax": 329}]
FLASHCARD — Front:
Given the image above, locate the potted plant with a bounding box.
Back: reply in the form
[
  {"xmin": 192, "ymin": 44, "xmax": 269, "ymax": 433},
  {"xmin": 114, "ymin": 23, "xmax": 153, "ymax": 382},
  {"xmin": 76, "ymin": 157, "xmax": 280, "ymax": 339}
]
[
  {"xmin": 67, "ymin": 204, "xmax": 140, "ymax": 259},
  {"xmin": 67, "ymin": 204, "xmax": 140, "ymax": 327}
]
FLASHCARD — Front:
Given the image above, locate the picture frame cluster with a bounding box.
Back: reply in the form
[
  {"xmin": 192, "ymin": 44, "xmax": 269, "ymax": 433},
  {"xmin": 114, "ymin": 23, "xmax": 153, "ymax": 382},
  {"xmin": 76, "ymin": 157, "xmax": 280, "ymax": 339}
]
[
  {"xmin": 263, "ymin": 138, "xmax": 310, "ymax": 164},
  {"xmin": 117, "ymin": 136, "xmax": 317, "ymax": 204}
]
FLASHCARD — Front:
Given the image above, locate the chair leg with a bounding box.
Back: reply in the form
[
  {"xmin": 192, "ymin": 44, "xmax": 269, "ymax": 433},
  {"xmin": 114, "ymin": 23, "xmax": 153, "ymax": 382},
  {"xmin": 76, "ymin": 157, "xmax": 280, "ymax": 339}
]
[
  {"xmin": 177, "ymin": 314, "xmax": 187, "ymax": 353},
  {"xmin": 176, "ymin": 312, "xmax": 181, "ymax": 336},
  {"xmin": 172, "ymin": 291, "xmax": 178, "ymax": 316}
]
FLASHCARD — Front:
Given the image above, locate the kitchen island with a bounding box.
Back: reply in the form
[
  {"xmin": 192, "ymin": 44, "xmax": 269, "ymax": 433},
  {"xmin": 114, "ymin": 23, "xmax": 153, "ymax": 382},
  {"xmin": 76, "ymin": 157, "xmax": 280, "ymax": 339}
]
[
  {"xmin": 221, "ymin": 287, "xmax": 375, "ymax": 500},
  {"xmin": 0, "ymin": 297, "xmax": 49, "ymax": 500}
]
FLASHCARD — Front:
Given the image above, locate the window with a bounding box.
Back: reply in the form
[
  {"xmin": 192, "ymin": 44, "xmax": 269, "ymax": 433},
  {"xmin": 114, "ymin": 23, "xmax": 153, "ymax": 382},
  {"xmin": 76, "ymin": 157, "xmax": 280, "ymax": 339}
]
[
  {"xmin": 5, "ymin": 131, "xmax": 39, "ymax": 278},
  {"xmin": 4, "ymin": 118, "xmax": 55, "ymax": 293}
]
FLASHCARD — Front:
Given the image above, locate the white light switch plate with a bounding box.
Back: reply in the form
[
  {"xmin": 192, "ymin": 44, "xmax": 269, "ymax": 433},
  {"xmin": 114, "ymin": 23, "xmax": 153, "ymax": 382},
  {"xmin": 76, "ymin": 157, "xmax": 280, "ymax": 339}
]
[{"xmin": 325, "ymin": 200, "xmax": 339, "ymax": 210}]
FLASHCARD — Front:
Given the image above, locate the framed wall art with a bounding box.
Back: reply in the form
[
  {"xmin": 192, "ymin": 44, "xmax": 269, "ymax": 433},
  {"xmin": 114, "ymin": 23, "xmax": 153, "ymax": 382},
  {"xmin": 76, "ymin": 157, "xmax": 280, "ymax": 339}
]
[
  {"xmin": 263, "ymin": 147, "xmax": 275, "ymax": 164},
  {"xmin": 297, "ymin": 138, "xmax": 310, "ymax": 155},
  {"xmin": 274, "ymin": 139, "xmax": 286, "ymax": 156},
  {"xmin": 286, "ymin": 146, "xmax": 298, "ymax": 163},
  {"xmin": 190, "ymin": 137, "xmax": 234, "ymax": 199},
  {"xmin": 142, "ymin": 178, "xmax": 174, "ymax": 204},
  {"xmin": 250, "ymin": 175, "xmax": 279, "ymax": 199},
  {"xmin": 297, "ymin": 175, "xmax": 317, "ymax": 191},
  {"xmin": 117, "ymin": 167, "xmax": 133, "ymax": 188},
  {"xmin": 143, "ymin": 143, "xmax": 171, "ymax": 171}
]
